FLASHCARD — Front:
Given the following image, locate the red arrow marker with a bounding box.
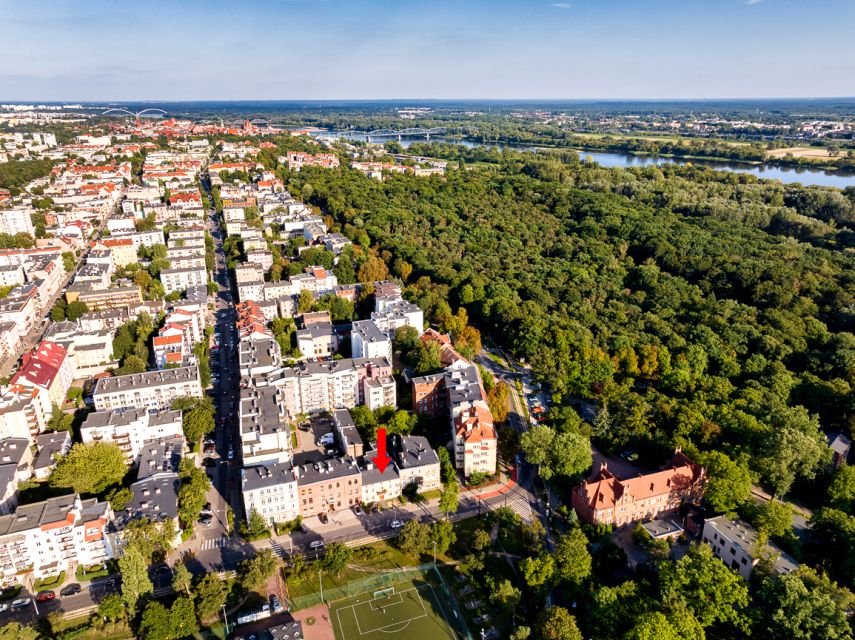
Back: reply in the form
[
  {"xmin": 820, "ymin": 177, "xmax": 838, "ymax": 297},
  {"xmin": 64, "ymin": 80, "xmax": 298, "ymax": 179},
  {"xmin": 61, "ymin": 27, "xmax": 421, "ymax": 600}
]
[{"xmin": 373, "ymin": 428, "xmax": 391, "ymax": 474}]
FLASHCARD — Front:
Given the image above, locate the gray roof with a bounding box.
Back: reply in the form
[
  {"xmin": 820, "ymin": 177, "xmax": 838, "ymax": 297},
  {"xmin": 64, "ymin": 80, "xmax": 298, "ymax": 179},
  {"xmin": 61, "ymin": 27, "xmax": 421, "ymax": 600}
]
[
  {"xmin": 124, "ymin": 476, "xmax": 179, "ymax": 524},
  {"xmin": 240, "ymin": 386, "xmax": 289, "ymax": 438},
  {"xmin": 0, "ymin": 438, "xmax": 30, "ymax": 467},
  {"xmin": 360, "ymin": 460, "xmax": 399, "ymax": 486},
  {"xmin": 242, "ymin": 462, "xmax": 296, "ymax": 492},
  {"xmin": 351, "ymin": 320, "xmax": 387, "ymax": 344},
  {"xmin": 33, "ymin": 432, "xmax": 71, "ymax": 471},
  {"xmin": 446, "ymin": 366, "xmax": 484, "ymax": 405},
  {"xmin": 393, "ymin": 435, "xmax": 439, "ymax": 470},
  {"xmin": 332, "ymin": 409, "xmax": 363, "ymax": 452},
  {"xmin": 239, "ymin": 337, "xmax": 280, "ymax": 370},
  {"xmin": 137, "ymin": 436, "xmax": 185, "ymax": 480},
  {"xmin": 93, "ymin": 366, "xmax": 199, "ymax": 395},
  {"xmin": 296, "ymin": 324, "xmax": 335, "ymax": 340},
  {"xmin": 294, "ymin": 455, "xmax": 360, "ymax": 486},
  {"xmin": 267, "ymin": 620, "xmax": 303, "ymax": 640},
  {"xmin": 83, "ymin": 408, "xmax": 182, "ymax": 430},
  {"xmin": 0, "ymin": 494, "xmax": 109, "ymax": 535},
  {"xmin": 705, "ymin": 516, "xmax": 800, "ymax": 575}
]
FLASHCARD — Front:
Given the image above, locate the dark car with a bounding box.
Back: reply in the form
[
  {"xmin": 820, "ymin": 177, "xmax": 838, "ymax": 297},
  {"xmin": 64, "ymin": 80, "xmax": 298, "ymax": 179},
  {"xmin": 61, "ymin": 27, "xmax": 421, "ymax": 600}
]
[
  {"xmin": 36, "ymin": 590, "xmax": 55, "ymax": 602},
  {"xmin": 199, "ymin": 514, "xmax": 214, "ymax": 526},
  {"xmin": 60, "ymin": 583, "xmax": 81, "ymax": 597},
  {"xmin": 270, "ymin": 594, "xmax": 283, "ymax": 613},
  {"xmin": 318, "ymin": 512, "xmax": 329, "ymax": 524}
]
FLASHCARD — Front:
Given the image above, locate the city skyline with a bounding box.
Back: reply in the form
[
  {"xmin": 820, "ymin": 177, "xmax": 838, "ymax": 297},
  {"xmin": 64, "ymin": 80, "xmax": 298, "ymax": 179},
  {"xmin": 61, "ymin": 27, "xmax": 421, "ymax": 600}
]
[{"xmin": 1, "ymin": 0, "xmax": 853, "ymax": 101}]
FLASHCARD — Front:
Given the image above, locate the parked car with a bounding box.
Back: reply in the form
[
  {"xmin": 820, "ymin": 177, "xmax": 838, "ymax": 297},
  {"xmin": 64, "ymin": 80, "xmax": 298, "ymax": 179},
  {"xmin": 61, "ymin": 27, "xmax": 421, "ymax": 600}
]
[
  {"xmin": 309, "ymin": 540, "xmax": 325, "ymax": 550},
  {"xmin": 270, "ymin": 594, "xmax": 283, "ymax": 613},
  {"xmin": 199, "ymin": 515, "xmax": 214, "ymax": 527},
  {"xmin": 36, "ymin": 591, "xmax": 55, "ymax": 602},
  {"xmin": 353, "ymin": 505, "xmax": 364, "ymax": 516},
  {"xmin": 318, "ymin": 512, "xmax": 329, "ymax": 524},
  {"xmin": 11, "ymin": 597, "xmax": 30, "ymax": 609},
  {"xmin": 390, "ymin": 520, "xmax": 404, "ymax": 529},
  {"xmin": 0, "ymin": 603, "xmax": 7, "ymax": 613},
  {"xmin": 201, "ymin": 502, "xmax": 213, "ymax": 515},
  {"xmin": 60, "ymin": 583, "xmax": 81, "ymax": 597}
]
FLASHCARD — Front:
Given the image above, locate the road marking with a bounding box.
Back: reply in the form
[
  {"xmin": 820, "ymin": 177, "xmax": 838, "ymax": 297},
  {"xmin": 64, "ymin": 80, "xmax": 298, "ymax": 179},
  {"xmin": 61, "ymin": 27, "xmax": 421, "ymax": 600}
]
[{"xmin": 200, "ymin": 537, "xmax": 228, "ymax": 551}]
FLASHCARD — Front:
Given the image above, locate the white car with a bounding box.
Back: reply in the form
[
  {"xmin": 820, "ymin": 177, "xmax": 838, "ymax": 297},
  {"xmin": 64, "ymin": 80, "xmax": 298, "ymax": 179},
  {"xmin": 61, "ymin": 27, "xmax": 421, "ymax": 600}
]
[
  {"xmin": 390, "ymin": 520, "xmax": 404, "ymax": 529},
  {"xmin": 309, "ymin": 540, "xmax": 325, "ymax": 550}
]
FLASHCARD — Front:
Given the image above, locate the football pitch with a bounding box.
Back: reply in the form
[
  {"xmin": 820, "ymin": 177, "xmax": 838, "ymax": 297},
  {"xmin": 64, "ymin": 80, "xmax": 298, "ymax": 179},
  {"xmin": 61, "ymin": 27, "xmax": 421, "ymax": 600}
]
[{"xmin": 330, "ymin": 581, "xmax": 463, "ymax": 640}]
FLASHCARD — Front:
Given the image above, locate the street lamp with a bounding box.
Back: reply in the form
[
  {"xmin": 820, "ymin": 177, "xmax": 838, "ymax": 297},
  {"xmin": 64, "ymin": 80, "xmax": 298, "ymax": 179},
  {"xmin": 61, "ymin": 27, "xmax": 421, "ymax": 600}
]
[
  {"xmin": 318, "ymin": 568, "xmax": 324, "ymax": 602},
  {"xmin": 221, "ymin": 604, "xmax": 229, "ymax": 635},
  {"xmin": 433, "ymin": 540, "xmax": 437, "ymax": 567}
]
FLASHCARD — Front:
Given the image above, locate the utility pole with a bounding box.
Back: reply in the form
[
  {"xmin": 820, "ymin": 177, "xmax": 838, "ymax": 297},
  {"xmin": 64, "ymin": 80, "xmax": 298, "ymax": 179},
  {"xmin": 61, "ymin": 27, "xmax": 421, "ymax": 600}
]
[
  {"xmin": 433, "ymin": 540, "xmax": 437, "ymax": 568},
  {"xmin": 221, "ymin": 604, "xmax": 229, "ymax": 635},
  {"xmin": 319, "ymin": 568, "xmax": 324, "ymax": 602}
]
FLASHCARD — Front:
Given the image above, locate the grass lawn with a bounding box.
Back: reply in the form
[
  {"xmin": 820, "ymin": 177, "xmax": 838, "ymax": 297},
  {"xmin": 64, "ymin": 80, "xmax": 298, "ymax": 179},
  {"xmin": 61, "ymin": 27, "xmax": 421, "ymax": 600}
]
[
  {"xmin": 329, "ymin": 577, "xmax": 462, "ymax": 640},
  {"xmin": 289, "ymin": 541, "xmax": 414, "ymax": 600},
  {"xmin": 76, "ymin": 564, "xmax": 110, "ymax": 582},
  {"xmin": 33, "ymin": 570, "xmax": 65, "ymax": 591}
]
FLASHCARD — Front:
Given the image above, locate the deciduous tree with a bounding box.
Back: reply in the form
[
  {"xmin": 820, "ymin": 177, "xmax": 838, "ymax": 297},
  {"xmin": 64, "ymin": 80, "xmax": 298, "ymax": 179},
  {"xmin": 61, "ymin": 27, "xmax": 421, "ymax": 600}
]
[{"xmin": 50, "ymin": 442, "xmax": 126, "ymax": 496}]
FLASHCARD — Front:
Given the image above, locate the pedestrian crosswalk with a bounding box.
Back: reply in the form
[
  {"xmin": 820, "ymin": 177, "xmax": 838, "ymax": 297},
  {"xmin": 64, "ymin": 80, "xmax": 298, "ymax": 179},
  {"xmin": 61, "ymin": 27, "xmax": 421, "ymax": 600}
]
[
  {"xmin": 200, "ymin": 537, "xmax": 228, "ymax": 551},
  {"xmin": 501, "ymin": 488, "xmax": 535, "ymax": 525},
  {"xmin": 269, "ymin": 540, "xmax": 287, "ymax": 559}
]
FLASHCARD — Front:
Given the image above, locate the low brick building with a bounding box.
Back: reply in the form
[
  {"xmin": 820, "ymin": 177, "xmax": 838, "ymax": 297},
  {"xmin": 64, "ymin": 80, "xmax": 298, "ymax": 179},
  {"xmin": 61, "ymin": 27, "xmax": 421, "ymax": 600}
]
[{"xmin": 572, "ymin": 449, "xmax": 705, "ymax": 527}]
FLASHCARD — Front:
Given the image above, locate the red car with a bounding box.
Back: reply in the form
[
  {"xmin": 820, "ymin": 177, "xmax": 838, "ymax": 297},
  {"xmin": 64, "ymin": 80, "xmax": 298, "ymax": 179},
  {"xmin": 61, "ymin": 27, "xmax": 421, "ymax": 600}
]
[{"xmin": 36, "ymin": 590, "xmax": 55, "ymax": 602}]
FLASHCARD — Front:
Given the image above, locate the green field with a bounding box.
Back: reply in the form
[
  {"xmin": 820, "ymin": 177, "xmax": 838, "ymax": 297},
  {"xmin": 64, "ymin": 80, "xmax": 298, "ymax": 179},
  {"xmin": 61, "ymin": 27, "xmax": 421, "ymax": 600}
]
[{"xmin": 330, "ymin": 580, "xmax": 462, "ymax": 640}]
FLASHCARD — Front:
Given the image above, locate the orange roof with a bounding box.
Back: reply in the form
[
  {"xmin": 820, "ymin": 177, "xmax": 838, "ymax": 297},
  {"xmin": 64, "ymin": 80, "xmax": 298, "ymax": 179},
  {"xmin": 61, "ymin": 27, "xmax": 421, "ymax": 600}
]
[
  {"xmin": 578, "ymin": 451, "xmax": 704, "ymax": 512},
  {"xmin": 153, "ymin": 334, "xmax": 183, "ymax": 346}
]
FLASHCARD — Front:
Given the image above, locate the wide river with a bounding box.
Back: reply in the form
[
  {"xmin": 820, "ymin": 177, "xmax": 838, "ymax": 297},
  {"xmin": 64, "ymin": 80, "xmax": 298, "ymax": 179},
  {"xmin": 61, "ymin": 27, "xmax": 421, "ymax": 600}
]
[{"xmin": 316, "ymin": 133, "xmax": 855, "ymax": 189}]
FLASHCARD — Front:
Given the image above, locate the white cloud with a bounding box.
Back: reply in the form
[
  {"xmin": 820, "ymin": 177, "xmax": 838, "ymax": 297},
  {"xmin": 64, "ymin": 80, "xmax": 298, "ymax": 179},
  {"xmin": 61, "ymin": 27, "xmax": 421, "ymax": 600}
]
[
  {"xmin": 745, "ymin": 0, "xmax": 763, "ymax": 5},
  {"xmin": 550, "ymin": 2, "xmax": 572, "ymax": 8}
]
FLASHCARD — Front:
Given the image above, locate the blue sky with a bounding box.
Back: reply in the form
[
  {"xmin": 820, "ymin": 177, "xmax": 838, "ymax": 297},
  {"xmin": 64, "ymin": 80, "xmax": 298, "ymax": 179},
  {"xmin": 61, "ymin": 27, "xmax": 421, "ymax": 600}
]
[{"xmin": 1, "ymin": 0, "xmax": 853, "ymax": 100}]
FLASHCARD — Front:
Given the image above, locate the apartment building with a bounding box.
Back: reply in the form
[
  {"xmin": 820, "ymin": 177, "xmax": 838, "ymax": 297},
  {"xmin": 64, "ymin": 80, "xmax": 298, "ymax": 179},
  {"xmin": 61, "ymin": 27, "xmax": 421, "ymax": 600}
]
[
  {"xmin": 0, "ymin": 387, "xmax": 48, "ymax": 439},
  {"xmin": 44, "ymin": 320, "xmax": 115, "ymax": 376},
  {"xmin": 239, "ymin": 336, "xmax": 283, "ymax": 379},
  {"xmin": 239, "ymin": 385, "xmax": 293, "ymax": 467},
  {"xmin": 94, "ymin": 237, "xmax": 137, "ymax": 267},
  {"xmin": 32, "ymin": 431, "xmax": 71, "ymax": 480},
  {"xmin": 160, "ymin": 266, "xmax": 207, "ymax": 296},
  {"xmin": 332, "ymin": 409, "xmax": 364, "ymax": 459},
  {"xmin": 371, "ymin": 299, "xmax": 424, "ymax": 337},
  {"xmin": 296, "ymin": 323, "xmax": 337, "ymax": 360},
  {"xmin": 294, "ymin": 456, "xmax": 361, "ymax": 518},
  {"xmin": 571, "ymin": 450, "xmax": 706, "ymax": 527},
  {"xmin": 81, "ymin": 408, "xmax": 183, "ymax": 464},
  {"xmin": 702, "ymin": 516, "xmax": 799, "ymax": 580},
  {"xmin": 0, "ymin": 494, "xmax": 113, "ymax": 583},
  {"xmin": 111, "ymin": 229, "xmax": 164, "ymax": 251},
  {"xmin": 78, "ymin": 307, "xmax": 132, "ymax": 333},
  {"xmin": 10, "ymin": 340, "xmax": 74, "ymax": 414},
  {"xmin": 351, "ymin": 320, "xmax": 392, "ymax": 360},
  {"xmin": 0, "ymin": 265, "xmax": 24, "ymax": 287},
  {"xmin": 266, "ymin": 357, "xmax": 394, "ymax": 418},
  {"xmin": 92, "ymin": 366, "xmax": 202, "ymax": 411},
  {"xmin": 360, "ymin": 461, "xmax": 402, "ymax": 505},
  {"xmin": 241, "ymin": 462, "xmax": 299, "ymax": 525},
  {"xmin": 67, "ymin": 284, "xmax": 142, "ymax": 310},
  {"xmin": 413, "ymin": 363, "xmax": 497, "ymax": 477},
  {"xmin": 363, "ymin": 376, "xmax": 397, "ymax": 411},
  {"xmin": 136, "ymin": 436, "xmax": 185, "ymax": 481},
  {"xmin": 392, "ymin": 435, "xmax": 442, "ymax": 493},
  {"xmin": 0, "ymin": 438, "xmax": 34, "ymax": 515},
  {"xmin": 0, "ymin": 208, "xmax": 35, "ymax": 236}
]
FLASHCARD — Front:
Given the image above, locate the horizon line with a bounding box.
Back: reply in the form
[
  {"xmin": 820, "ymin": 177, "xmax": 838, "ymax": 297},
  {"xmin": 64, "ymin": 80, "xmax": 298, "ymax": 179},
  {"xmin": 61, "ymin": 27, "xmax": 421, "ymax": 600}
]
[{"xmin": 3, "ymin": 96, "xmax": 855, "ymax": 104}]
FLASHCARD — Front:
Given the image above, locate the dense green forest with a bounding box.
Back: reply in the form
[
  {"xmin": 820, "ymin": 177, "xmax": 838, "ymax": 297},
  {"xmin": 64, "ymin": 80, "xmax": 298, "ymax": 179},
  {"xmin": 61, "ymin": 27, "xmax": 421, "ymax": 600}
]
[
  {"xmin": 276, "ymin": 157, "xmax": 852, "ymax": 474},
  {"xmin": 0, "ymin": 158, "xmax": 54, "ymax": 195},
  {"xmin": 274, "ymin": 147, "xmax": 855, "ymax": 636}
]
